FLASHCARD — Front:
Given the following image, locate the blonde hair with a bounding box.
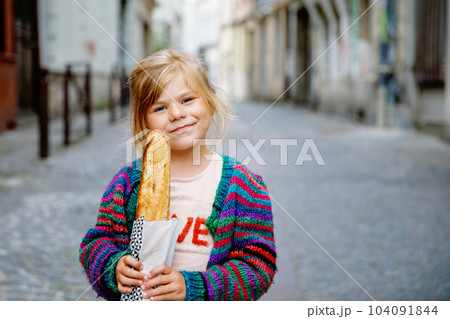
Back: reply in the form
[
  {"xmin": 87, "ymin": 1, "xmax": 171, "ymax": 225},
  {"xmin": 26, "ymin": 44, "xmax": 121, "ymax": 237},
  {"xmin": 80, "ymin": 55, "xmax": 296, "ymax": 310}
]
[{"xmin": 129, "ymin": 49, "xmax": 233, "ymax": 150}]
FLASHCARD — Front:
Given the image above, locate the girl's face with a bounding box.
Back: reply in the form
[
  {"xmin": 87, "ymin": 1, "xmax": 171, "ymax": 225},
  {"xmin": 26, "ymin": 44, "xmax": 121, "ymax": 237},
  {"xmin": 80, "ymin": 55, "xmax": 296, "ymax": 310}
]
[{"xmin": 146, "ymin": 72, "xmax": 211, "ymax": 153}]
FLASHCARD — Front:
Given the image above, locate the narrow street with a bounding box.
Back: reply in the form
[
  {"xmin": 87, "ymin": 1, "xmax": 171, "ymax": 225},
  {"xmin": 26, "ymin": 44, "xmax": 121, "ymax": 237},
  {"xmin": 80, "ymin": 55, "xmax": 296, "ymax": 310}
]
[
  {"xmin": 0, "ymin": 102, "xmax": 449, "ymax": 300},
  {"xmin": 243, "ymin": 102, "xmax": 450, "ymax": 300}
]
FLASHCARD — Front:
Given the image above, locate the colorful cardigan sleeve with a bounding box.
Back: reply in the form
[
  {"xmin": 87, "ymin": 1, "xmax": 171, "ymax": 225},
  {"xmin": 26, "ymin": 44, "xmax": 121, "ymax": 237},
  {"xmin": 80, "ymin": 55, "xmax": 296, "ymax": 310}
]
[
  {"xmin": 181, "ymin": 163, "xmax": 277, "ymax": 300},
  {"xmin": 79, "ymin": 164, "xmax": 135, "ymax": 300}
]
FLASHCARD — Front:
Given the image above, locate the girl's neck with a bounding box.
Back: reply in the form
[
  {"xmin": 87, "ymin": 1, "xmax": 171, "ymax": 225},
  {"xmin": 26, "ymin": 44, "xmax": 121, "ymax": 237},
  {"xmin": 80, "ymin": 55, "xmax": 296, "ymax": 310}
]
[{"xmin": 170, "ymin": 145, "xmax": 213, "ymax": 178}]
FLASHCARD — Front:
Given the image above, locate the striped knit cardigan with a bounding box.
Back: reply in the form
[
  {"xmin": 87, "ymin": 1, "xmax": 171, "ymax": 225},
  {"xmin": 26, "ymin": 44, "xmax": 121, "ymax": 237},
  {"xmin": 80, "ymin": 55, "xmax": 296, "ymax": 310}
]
[{"xmin": 79, "ymin": 154, "xmax": 276, "ymax": 301}]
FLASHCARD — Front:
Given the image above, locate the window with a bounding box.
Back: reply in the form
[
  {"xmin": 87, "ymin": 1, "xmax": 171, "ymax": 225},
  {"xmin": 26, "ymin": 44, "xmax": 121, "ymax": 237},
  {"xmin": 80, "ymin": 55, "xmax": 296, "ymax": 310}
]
[{"xmin": 415, "ymin": 0, "xmax": 446, "ymax": 88}]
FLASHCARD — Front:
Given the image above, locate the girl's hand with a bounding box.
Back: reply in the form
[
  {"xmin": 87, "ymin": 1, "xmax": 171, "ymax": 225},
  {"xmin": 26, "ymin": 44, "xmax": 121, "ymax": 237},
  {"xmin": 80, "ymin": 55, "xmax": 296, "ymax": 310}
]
[
  {"xmin": 115, "ymin": 255, "xmax": 149, "ymax": 294},
  {"xmin": 141, "ymin": 264, "xmax": 186, "ymax": 301}
]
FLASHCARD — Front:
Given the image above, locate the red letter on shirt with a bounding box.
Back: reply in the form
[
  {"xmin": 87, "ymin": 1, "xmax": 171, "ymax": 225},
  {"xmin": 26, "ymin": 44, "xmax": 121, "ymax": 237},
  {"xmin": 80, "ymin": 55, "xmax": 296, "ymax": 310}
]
[
  {"xmin": 176, "ymin": 216, "xmax": 193, "ymax": 244},
  {"xmin": 192, "ymin": 217, "xmax": 208, "ymax": 246}
]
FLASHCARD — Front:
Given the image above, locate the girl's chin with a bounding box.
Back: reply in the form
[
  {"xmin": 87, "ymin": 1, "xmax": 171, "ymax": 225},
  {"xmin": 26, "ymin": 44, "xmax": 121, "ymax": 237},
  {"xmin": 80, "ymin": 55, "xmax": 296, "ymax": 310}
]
[{"xmin": 169, "ymin": 142, "xmax": 196, "ymax": 152}]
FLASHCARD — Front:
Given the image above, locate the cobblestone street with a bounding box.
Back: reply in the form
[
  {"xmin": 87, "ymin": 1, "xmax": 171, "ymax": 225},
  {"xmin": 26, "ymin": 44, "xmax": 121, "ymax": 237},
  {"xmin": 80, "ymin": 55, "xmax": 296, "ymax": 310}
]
[{"xmin": 1, "ymin": 102, "xmax": 449, "ymax": 300}]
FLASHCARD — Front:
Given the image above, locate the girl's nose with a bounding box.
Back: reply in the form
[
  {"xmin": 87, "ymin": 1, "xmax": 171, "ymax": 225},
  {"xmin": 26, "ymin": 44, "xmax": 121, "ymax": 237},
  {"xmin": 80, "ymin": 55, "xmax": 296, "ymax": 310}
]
[{"xmin": 169, "ymin": 103, "xmax": 187, "ymax": 121}]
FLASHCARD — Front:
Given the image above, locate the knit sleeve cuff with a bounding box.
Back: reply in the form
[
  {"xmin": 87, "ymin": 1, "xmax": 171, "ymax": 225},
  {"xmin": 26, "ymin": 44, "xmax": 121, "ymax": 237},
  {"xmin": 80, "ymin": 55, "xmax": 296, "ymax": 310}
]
[
  {"xmin": 104, "ymin": 250, "xmax": 132, "ymax": 296},
  {"xmin": 180, "ymin": 271, "xmax": 207, "ymax": 301}
]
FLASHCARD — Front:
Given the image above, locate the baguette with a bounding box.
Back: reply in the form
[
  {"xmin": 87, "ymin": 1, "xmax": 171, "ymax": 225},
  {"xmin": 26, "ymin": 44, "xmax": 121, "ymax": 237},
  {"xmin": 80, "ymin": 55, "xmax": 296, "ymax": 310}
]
[{"xmin": 135, "ymin": 130, "xmax": 171, "ymax": 221}]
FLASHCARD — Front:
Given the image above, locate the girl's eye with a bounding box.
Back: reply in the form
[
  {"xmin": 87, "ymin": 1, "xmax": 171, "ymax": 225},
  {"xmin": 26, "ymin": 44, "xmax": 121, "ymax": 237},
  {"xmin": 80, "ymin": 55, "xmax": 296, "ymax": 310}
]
[
  {"xmin": 153, "ymin": 106, "xmax": 166, "ymax": 112},
  {"xmin": 182, "ymin": 97, "xmax": 194, "ymax": 104}
]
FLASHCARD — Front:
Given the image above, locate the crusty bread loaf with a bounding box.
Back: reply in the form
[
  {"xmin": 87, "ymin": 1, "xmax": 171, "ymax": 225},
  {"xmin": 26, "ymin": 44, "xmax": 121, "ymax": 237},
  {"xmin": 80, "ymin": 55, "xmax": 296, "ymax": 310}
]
[{"xmin": 135, "ymin": 130, "xmax": 170, "ymax": 221}]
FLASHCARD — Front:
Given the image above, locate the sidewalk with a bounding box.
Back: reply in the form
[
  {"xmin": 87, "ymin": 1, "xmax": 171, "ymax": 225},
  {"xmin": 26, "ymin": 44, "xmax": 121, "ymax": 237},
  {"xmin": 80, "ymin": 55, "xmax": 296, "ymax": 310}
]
[{"xmin": 0, "ymin": 110, "xmax": 131, "ymax": 300}]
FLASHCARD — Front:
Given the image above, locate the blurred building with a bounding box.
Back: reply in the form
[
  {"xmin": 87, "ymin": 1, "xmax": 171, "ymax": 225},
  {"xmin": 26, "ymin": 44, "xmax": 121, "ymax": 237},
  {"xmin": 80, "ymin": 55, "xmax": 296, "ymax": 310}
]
[
  {"xmin": 0, "ymin": 0, "xmax": 155, "ymax": 132},
  {"xmin": 251, "ymin": 0, "xmax": 450, "ymax": 136},
  {"xmin": 223, "ymin": 0, "xmax": 449, "ymax": 138},
  {"xmin": 152, "ymin": 0, "xmax": 183, "ymax": 52},
  {"xmin": 153, "ymin": 0, "xmax": 223, "ymax": 86},
  {"xmin": 155, "ymin": 0, "xmax": 449, "ymax": 140},
  {"xmin": 39, "ymin": 0, "xmax": 155, "ymax": 117},
  {"xmin": 5, "ymin": 0, "xmax": 448, "ymax": 138}
]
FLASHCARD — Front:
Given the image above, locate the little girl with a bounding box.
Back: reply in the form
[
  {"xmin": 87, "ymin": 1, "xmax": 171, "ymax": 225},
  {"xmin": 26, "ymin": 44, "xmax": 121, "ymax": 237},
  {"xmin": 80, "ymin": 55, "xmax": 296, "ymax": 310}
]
[{"xmin": 79, "ymin": 49, "xmax": 276, "ymax": 301}]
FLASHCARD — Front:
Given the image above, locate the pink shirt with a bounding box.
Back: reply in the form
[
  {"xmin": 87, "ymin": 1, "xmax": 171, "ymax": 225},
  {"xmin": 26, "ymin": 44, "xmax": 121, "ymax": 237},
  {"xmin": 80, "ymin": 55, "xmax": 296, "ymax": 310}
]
[{"xmin": 170, "ymin": 152, "xmax": 223, "ymax": 271}]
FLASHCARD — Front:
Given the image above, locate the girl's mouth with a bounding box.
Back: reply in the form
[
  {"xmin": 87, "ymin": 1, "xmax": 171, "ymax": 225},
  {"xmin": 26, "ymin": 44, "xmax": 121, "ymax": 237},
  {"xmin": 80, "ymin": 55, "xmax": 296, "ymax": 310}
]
[{"xmin": 170, "ymin": 124, "xmax": 194, "ymax": 133}]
